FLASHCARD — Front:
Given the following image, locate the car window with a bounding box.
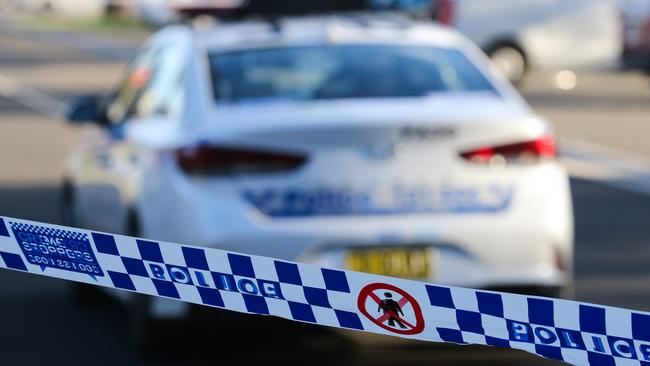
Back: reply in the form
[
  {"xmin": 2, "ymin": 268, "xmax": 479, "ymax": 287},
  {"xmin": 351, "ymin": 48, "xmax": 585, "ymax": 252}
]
[
  {"xmin": 208, "ymin": 45, "xmax": 498, "ymax": 105},
  {"xmin": 106, "ymin": 46, "xmax": 156, "ymax": 124},
  {"xmin": 107, "ymin": 42, "xmax": 185, "ymax": 123},
  {"xmin": 134, "ymin": 45, "xmax": 186, "ymax": 119}
]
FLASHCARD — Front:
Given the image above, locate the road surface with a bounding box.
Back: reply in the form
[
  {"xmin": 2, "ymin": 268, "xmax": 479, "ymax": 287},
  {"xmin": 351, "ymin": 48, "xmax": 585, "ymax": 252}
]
[{"xmin": 1, "ymin": 20, "xmax": 649, "ymax": 366}]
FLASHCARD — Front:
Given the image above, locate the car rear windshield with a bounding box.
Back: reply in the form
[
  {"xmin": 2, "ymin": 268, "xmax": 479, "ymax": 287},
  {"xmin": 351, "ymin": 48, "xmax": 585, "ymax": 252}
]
[{"xmin": 208, "ymin": 45, "xmax": 499, "ymax": 104}]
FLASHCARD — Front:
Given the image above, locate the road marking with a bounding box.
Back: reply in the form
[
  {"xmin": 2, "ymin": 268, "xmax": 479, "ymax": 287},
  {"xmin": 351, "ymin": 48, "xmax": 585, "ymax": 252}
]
[
  {"xmin": 561, "ymin": 137, "xmax": 650, "ymax": 196},
  {"xmin": 0, "ymin": 74, "xmax": 64, "ymax": 117}
]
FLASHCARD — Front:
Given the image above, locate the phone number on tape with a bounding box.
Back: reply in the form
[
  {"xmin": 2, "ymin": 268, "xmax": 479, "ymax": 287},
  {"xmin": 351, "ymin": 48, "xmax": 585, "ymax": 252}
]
[{"xmin": 10, "ymin": 222, "xmax": 104, "ymax": 277}]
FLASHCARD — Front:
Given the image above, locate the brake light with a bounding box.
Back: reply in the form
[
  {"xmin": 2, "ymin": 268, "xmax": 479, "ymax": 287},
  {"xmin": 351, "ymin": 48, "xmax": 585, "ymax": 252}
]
[
  {"xmin": 435, "ymin": 0, "xmax": 454, "ymax": 25},
  {"xmin": 176, "ymin": 145, "xmax": 307, "ymax": 176},
  {"xmin": 460, "ymin": 135, "xmax": 557, "ymax": 164}
]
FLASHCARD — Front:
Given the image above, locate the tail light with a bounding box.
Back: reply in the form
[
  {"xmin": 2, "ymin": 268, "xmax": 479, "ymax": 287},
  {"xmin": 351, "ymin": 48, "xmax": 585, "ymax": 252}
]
[
  {"xmin": 176, "ymin": 145, "xmax": 307, "ymax": 176},
  {"xmin": 460, "ymin": 135, "xmax": 557, "ymax": 164},
  {"xmin": 434, "ymin": 0, "xmax": 454, "ymax": 25}
]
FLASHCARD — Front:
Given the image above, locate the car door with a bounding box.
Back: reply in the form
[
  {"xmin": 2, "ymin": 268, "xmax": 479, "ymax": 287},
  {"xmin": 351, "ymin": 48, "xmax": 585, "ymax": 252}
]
[
  {"xmin": 454, "ymin": 0, "xmax": 559, "ymax": 49},
  {"xmin": 519, "ymin": 0, "xmax": 622, "ymax": 68},
  {"xmin": 76, "ymin": 32, "xmax": 187, "ymax": 234}
]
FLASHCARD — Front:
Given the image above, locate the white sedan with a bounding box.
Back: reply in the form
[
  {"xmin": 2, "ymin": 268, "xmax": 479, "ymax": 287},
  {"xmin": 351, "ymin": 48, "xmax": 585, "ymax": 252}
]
[{"xmin": 62, "ymin": 13, "xmax": 573, "ymax": 346}]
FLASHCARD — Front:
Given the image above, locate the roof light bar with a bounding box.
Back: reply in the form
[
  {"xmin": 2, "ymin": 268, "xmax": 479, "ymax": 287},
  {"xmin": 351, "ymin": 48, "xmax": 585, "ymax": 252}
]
[{"xmin": 172, "ymin": 0, "xmax": 434, "ymax": 20}]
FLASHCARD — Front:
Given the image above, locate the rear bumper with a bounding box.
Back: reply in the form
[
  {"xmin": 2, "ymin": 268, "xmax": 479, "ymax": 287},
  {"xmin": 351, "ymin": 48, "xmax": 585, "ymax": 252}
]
[
  {"xmin": 138, "ymin": 161, "xmax": 573, "ymax": 292},
  {"xmin": 297, "ymin": 224, "xmax": 571, "ymax": 290},
  {"xmin": 622, "ymin": 49, "xmax": 650, "ymax": 70}
]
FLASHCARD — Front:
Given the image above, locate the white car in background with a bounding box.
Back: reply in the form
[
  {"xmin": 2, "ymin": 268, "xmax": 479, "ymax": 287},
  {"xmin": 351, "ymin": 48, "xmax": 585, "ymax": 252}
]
[
  {"xmin": 62, "ymin": 12, "xmax": 573, "ymax": 346},
  {"xmin": 450, "ymin": 0, "xmax": 623, "ymax": 84},
  {"xmin": 400, "ymin": 0, "xmax": 622, "ymax": 84}
]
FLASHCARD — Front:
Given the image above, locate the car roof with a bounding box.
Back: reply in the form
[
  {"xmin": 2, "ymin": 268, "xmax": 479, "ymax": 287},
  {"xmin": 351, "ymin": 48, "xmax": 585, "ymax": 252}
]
[
  {"xmin": 149, "ymin": 12, "xmax": 527, "ymax": 123},
  {"xmin": 190, "ymin": 13, "xmax": 466, "ymax": 51}
]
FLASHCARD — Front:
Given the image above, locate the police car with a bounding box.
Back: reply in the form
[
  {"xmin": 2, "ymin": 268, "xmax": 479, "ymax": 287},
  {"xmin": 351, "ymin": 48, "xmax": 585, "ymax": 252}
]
[{"xmin": 62, "ymin": 4, "xmax": 573, "ymax": 346}]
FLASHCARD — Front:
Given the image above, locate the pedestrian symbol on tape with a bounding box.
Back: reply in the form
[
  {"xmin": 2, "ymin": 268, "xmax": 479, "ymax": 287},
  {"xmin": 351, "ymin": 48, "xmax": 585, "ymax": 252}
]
[
  {"xmin": 357, "ymin": 283, "xmax": 424, "ymax": 335},
  {"xmin": 379, "ymin": 292, "xmax": 407, "ymax": 329}
]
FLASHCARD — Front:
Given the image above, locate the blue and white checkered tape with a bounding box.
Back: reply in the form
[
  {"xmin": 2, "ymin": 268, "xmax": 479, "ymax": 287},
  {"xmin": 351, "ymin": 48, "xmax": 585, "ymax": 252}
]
[{"xmin": 0, "ymin": 215, "xmax": 648, "ymax": 366}]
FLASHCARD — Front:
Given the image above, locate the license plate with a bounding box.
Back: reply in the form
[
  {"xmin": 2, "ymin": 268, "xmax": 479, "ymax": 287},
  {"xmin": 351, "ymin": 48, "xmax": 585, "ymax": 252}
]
[{"xmin": 345, "ymin": 247, "xmax": 433, "ymax": 279}]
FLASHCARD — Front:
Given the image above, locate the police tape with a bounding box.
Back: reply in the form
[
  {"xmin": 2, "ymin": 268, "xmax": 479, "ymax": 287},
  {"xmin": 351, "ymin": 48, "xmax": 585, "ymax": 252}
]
[{"xmin": 0, "ymin": 215, "xmax": 648, "ymax": 366}]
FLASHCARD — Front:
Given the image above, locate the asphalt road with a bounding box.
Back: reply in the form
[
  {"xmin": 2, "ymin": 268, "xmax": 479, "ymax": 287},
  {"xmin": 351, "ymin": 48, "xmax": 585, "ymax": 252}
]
[{"xmin": 1, "ymin": 21, "xmax": 650, "ymax": 366}]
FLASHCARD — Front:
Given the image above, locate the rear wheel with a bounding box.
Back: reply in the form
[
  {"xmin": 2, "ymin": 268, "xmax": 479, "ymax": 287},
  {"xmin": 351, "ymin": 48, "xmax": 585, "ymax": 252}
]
[
  {"xmin": 125, "ymin": 212, "xmax": 167, "ymax": 354},
  {"xmin": 62, "ymin": 181, "xmax": 103, "ymax": 304},
  {"xmin": 488, "ymin": 45, "xmax": 527, "ymax": 85},
  {"xmin": 60, "ymin": 181, "xmax": 76, "ymax": 227},
  {"xmin": 557, "ymin": 283, "xmax": 575, "ymax": 300},
  {"xmin": 129, "ymin": 294, "xmax": 166, "ymax": 354}
]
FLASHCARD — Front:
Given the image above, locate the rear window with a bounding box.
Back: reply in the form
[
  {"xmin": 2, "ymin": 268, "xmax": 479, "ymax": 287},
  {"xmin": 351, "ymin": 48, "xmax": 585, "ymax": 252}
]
[{"xmin": 208, "ymin": 45, "xmax": 499, "ymax": 104}]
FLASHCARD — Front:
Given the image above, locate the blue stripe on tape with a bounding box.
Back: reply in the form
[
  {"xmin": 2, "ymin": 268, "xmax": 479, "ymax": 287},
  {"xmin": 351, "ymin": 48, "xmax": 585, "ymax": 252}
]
[
  {"xmin": 476, "ymin": 291, "xmax": 503, "ymax": 317},
  {"xmin": 580, "ymin": 305, "xmax": 607, "ymax": 335},
  {"xmin": 182, "ymin": 247, "xmax": 209, "ymax": 270},
  {"xmin": 197, "ymin": 287, "xmax": 224, "ymax": 307},
  {"xmin": 108, "ymin": 270, "xmax": 136, "ymax": 291},
  {"xmin": 528, "ymin": 298, "xmax": 555, "ymax": 327},
  {"xmin": 1, "ymin": 215, "xmax": 650, "ymax": 366},
  {"xmin": 0, "ymin": 251, "xmax": 27, "ymax": 271},
  {"xmin": 335, "ymin": 310, "xmax": 363, "ymax": 330},
  {"xmin": 244, "ymin": 294, "xmax": 269, "ymax": 314},
  {"xmin": 632, "ymin": 313, "xmax": 650, "ymax": 342},
  {"xmin": 0, "ymin": 218, "xmax": 9, "ymax": 237},
  {"xmin": 321, "ymin": 268, "xmax": 349, "ymax": 292},
  {"xmin": 137, "ymin": 240, "xmax": 163, "ymax": 262},
  {"xmin": 228, "ymin": 253, "xmax": 256, "ymax": 278},
  {"xmin": 275, "ymin": 261, "xmax": 302, "ymax": 285},
  {"xmin": 121, "ymin": 257, "xmax": 148, "ymax": 277},
  {"xmin": 92, "ymin": 233, "xmax": 119, "ymax": 256}
]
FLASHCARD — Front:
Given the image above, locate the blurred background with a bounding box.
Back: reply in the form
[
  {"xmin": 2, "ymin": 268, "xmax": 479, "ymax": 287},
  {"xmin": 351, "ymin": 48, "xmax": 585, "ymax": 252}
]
[{"xmin": 1, "ymin": 0, "xmax": 650, "ymax": 365}]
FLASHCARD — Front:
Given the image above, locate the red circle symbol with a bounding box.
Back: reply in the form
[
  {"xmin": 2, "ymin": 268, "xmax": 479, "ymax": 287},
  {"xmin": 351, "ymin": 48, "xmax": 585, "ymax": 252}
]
[{"xmin": 357, "ymin": 283, "xmax": 425, "ymax": 335}]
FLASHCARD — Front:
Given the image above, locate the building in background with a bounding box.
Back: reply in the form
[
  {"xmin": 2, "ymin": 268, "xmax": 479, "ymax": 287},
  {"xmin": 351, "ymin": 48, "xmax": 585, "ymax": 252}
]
[{"xmin": 11, "ymin": 0, "xmax": 108, "ymax": 18}]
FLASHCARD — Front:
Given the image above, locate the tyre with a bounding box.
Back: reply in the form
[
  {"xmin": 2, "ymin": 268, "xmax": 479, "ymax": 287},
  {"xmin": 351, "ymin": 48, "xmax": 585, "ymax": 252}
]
[
  {"xmin": 69, "ymin": 282, "xmax": 105, "ymax": 305},
  {"xmin": 488, "ymin": 45, "xmax": 527, "ymax": 85},
  {"xmin": 557, "ymin": 283, "xmax": 575, "ymax": 300},
  {"xmin": 128, "ymin": 294, "xmax": 166, "ymax": 354},
  {"xmin": 60, "ymin": 180, "xmax": 76, "ymax": 228},
  {"xmin": 62, "ymin": 180, "xmax": 103, "ymax": 304},
  {"xmin": 536, "ymin": 285, "xmax": 574, "ymax": 300},
  {"xmin": 125, "ymin": 212, "xmax": 168, "ymax": 354}
]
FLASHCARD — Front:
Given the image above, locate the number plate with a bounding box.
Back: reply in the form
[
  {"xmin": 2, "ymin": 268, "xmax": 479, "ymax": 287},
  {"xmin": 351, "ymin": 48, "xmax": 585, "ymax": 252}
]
[{"xmin": 345, "ymin": 247, "xmax": 433, "ymax": 279}]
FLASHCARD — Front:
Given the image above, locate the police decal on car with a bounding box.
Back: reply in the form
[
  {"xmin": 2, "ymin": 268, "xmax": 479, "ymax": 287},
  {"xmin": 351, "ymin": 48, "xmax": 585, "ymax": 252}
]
[{"xmin": 243, "ymin": 183, "xmax": 514, "ymax": 217}]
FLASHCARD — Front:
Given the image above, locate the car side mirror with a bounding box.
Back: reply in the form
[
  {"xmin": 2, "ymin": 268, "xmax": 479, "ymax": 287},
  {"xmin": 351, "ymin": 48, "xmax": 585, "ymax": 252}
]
[{"xmin": 64, "ymin": 94, "xmax": 108, "ymax": 125}]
